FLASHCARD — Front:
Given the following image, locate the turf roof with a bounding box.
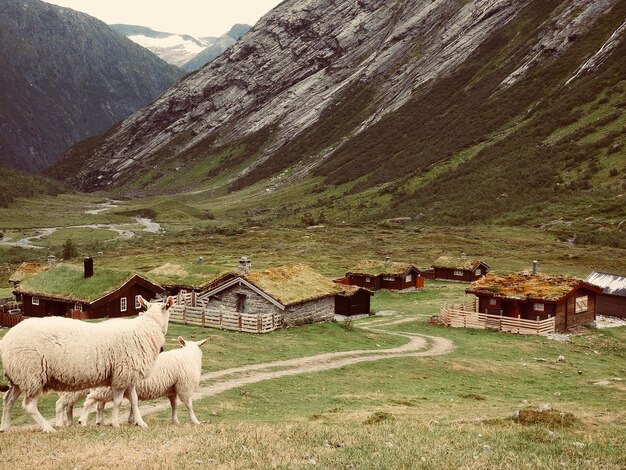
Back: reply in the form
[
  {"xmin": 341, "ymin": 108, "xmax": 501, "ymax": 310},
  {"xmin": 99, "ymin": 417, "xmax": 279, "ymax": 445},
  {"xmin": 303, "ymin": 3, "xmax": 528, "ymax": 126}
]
[
  {"xmin": 245, "ymin": 264, "xmax": 343, "ymax": 306},
  {"xmin": 9, "ymin": 262, "xmax": 51, "ymax": 283},
  {"xmin": 432, "ymin": 256, "xmax": 484, "ymax": 270},
  {"xmin": 467, "ymin": 273, "xmax": 593, "ymax": 301},
  {"xmin": 17, "ymin": 263, "xmax": 141, "ymax": 303},
  {"xmin": 347, "ymin": 260, "xmax": 418, "ymax": 276},
  {"xmin": 147, "ymin": 262, "xmax": 229, "ymax": 289}
]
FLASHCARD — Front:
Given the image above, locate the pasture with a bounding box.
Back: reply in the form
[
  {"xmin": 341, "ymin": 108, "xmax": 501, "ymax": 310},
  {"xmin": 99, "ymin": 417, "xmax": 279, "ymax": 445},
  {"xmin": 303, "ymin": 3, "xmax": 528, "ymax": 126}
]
[{"xmin": 0, "ymin": 283, "xmax": 624, "ymax": 469}]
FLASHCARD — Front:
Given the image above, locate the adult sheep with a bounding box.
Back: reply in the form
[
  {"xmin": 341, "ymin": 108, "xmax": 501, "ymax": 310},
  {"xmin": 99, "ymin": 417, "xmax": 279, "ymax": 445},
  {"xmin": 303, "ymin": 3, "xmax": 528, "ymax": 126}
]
[
  {"xmin": 76, "ymin": 336, "xmax": 209, "ymax": 426},
  {"xmin": 0, "ymin": 296, "xmax": 174, "ymax": 433}
]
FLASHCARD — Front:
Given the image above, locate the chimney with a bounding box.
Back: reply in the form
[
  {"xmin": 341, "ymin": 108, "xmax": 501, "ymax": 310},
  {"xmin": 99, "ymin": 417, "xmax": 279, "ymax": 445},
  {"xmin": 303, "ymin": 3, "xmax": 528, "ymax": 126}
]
[
  {"xmin": 238, "ymin": 257, "xmax": 251, "ymax": 275},
  {"xmin": 198, "ymin": 256, "xmax": 203, "ymax": 266},
  {"xmin": 461, "ymin": 252, "xmax": 467, "ymax": 260},
  {"xmin": 384, "ymin": 256, "xmax": 392, "ymax": 265},
  {"xmin": 532, "ymin": 260, "xmax": 538, "ymax": 275},
  {"xmin": 47, "ymin": 255, "xmax": 56, "ymax": 265},
  {"xmin": 84, "ymin": 257, "xmax": 94, "ymax": 278}
]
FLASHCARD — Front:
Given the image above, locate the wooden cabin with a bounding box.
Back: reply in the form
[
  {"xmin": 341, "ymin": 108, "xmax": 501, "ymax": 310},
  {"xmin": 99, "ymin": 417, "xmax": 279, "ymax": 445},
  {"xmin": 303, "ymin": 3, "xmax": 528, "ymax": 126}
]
[
  {"xmin": 14, "ymin": 259, "xmax": 163, "ymax": 320},
  {"xmin": 466, "ymin": 273, "xmax": 603, "ymax": 332},
  {"xmin": 199, "ymin": 264, "xmax": 344, "ymax": 327},
  {"xmin": 335, "ymin": 286, "xmax": 374, "ymax": 316},
  {"xmin": 432, "ymin": 256, "xmax": 489, "ymax": 282},
  {"xmin": 343, "ymin": 259, "xmax": 424, "ymax": 291},
  {"xmin": 586, "ymin": 271, "xmax": 626, "ymax": 319}
]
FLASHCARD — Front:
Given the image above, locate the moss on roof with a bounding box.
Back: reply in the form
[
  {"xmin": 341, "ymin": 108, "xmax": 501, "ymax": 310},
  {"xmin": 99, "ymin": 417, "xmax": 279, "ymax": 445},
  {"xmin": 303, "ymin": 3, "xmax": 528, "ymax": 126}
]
[
  {"xmin": 468, "ymin": 273, "xmax": 588, "ymax": 301},
  {"xmin": 147, "ymin": 262, "xmax": 228, "ymax": 289},
  {"xmin": 347, "ymin": 260, "xmax": 417, "ymax": 276},
  {"xmin": 9, "ymin": 262, "xmax": 51, "ymax": 283},
  {"xmin": 245, "ymin": 264, "xmax": 342, "ymax": 306},
  {"xmin": 17, "ymin": 263, "xmax": 139, "ymax": 303},
  {"xmin": 432, "ymin": 256, "xmax": 484, "ymax": 270}
]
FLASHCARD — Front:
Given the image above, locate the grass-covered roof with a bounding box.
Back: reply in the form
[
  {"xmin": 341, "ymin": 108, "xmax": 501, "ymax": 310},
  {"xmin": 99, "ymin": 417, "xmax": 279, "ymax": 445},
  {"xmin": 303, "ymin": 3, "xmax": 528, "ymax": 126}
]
[
  {"xmin": 432, "ymin": 256, "xmax": 484, "ymax": 270},
  {"xmin": 17, "ymin": 263, "xmax": 143, "ymax": 303},
  {"xmin": 245, "ymin": 264, "xmax": 342, "ymax": 306},
  {"xmin": 347, "ymin": 260, "xmax": 417, "ymax": 276},
  {"xmin": 9, "ymin": 262, "xmax": 51, "ymax": 283},
  {"xmin": 467, "ymin": 273, "xmax": 595, "ymax": 301},
  {"xmin": 147, "ymin": 262, "xmax": 229, "ymax": 289}
]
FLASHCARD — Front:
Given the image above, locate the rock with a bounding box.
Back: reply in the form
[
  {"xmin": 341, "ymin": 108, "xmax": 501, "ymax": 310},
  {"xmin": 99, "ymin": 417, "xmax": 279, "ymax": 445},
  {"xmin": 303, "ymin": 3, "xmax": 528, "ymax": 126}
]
[
  {"xmin": 538, "ymin": 403, "xmax": 552, "ymax": 412},
  {"xmin": 556, "ymin": 355, "xmax": 566, "ymax": 363}
]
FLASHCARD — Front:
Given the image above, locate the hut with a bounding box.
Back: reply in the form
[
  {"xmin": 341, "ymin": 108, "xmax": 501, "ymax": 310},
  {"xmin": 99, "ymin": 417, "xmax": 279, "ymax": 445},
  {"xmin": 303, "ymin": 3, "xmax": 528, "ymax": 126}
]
[
  {"xmin": 343, "ymin": 258, "xmax": 424, "ymax": 290},
  {"xmin": 466, "ymin": 272, "xmax": 603, "ymax": 332},
  {"xmin": 14, "ymin": 258, "xmax": 163, "ymax": 319},
  {"xmin": 432, "ymin": 256, "xmax": 489, "ymax": 282},
  {"xmin": 199, "ymin": 264, "xmax": 344, "ymax": 327},
  {"xmin": 335, "ymin": 286, "xmax": 374, "ymax": 316},
  {"xmin": 586, "ymin": 272, "xmax": 626, "ymax": 319}
]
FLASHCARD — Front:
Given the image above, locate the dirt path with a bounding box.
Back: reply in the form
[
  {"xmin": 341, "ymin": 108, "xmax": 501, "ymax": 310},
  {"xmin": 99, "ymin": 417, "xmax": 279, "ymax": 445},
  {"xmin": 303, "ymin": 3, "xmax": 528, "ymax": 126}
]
[{"xmin": 137, "ymin": 318, "xmax": 454, "ymax": 419}]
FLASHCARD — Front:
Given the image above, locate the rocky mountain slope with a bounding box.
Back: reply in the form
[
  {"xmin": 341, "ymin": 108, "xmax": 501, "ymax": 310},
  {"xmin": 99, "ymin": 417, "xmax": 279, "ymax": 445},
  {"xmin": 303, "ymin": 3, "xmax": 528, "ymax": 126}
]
[
  {"xmin": 109, "ymin": 24, "xmax": 216, "ymax": 68},
  {"xmin": 0, "ymin": 0, "xmax": 183, "ymax": 171},
  {"xmin": 182, "ymin": 24, "xmax": 252, "ymax": 71},
  {"xmin": 57, "ymin": 0, "xmax": 626, "ymax": 233}
]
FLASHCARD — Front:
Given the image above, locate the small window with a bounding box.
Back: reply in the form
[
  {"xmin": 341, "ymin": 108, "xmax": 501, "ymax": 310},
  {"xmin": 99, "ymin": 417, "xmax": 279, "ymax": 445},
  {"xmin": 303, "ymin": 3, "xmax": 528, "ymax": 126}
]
[
  {"xmin": 405, "ymin": 274, "xmax": 412, "ymax": 282},
  {"xmin": 454, "ymin": 270, "xmax": 463, "ymax": 276},
  {"xmin": 32, "ymin": 297, "xmax": 40, "ymax": 306},
  {"xmin": 135, "ymin": 295, "xmax": 142, "ymax": 309},
  {"xmin": 489, "ymin": 298, "xmax": 497, "ymax": 306},
  {"xmin": 475, "ymin": 268, "xmax": 482, "ymax": 276},
  {"xmin": 74, "ymin": 303, "xmax": 83, "ymax": 312},
  {"xmin": 236, "ymin": 293, "xmax": 247, "ymax": 313},
  {"xmin": 383, "ymin": 276, "xmax": 395, "ymax": 281},
  {"xmin": 534, "ymin": 302, "xmax": 545, "ymax": 312},
  {"xmin": 575, "ymin": 296, "xmax": 588, "ymax": 313},
  {"xmin": 365, "ymin": 277, "xmax": 371, "ymax": 282},
  {"xmin": 120, "ymin": 297, "xmax": 128, "ymax": 312}
]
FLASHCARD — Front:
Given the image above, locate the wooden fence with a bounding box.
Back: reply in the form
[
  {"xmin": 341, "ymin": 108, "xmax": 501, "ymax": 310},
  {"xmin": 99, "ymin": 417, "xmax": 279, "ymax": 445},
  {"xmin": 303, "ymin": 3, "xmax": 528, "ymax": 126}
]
[
  {"xmin": 440, "ymin": 304, "xmax": 555, "ymax": 335},
  {"xmin": 0, "ymin": 305, "xmax": 25, "ymax": 328},
  {"xmin": 169, "ymin": 305, "xmax": 282, "ymax": 334}
]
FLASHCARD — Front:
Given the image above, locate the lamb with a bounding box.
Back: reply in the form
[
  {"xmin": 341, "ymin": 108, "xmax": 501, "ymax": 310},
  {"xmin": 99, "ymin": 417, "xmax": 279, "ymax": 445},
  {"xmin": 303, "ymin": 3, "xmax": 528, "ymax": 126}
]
[
  {"xmin": 77, "ymin": 336, "xmax": 209, "ymax": 426},
  {"xmin": 0, "ymin": 296, "xmax": 174, "ymax": 433}
]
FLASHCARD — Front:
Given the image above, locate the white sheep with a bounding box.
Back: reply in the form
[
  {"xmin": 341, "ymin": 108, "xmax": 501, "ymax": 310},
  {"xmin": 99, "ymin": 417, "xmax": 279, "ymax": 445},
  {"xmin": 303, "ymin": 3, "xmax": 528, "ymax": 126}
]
[
  {"xmin": 55, "ymin": 390, "xmax": 89, "ymax": 427},
  {"xmin": 78, "ymin": 336, "xmax": 209, "ymax": 426},
  {"xmin": 0, "ymin": 296, "xmax": 174, "ymax": 433}
]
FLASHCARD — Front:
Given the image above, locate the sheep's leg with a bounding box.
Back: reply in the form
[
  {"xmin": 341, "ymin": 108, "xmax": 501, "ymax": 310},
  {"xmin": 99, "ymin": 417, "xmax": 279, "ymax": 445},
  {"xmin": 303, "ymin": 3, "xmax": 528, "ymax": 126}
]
[
  {"xmin": 96, "ymin": 402, "xmax": 105, "ymax": 426},
  {"xmin": 181, "ymin": 395, "xmax": 200, "ymax": 425},
  {"xmin": 110, "ymin": 389, "xmax": 125, "ymax": 428},
  {"xmin": 23, "ymin": 395, "xmax": 55, "ymax": 433},
  {"xmin": 67, "ymin": 403, "xmax": 74, "ymax": 425},
  {"xmin": 54, "ymin": 397, "xmax": 66, "ymax": 427},
  {"xmin": 1, "ymin": 384, "xmax": 21, "ymax": 432},
  {"xmin": 168, "ymin": 395, "xmax": 179, "ymax": 425},
  {"xmin": 127, "ymin": 386, "xmax": 147, "ymax": 428},
  {"xmin": 78, "ymin": 397, "xmax": 98, "ymax": 426}
]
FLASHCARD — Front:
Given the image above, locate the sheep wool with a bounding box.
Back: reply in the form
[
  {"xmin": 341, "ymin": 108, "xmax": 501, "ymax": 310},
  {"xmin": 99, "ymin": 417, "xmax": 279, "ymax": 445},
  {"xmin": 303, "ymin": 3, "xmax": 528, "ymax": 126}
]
[
  {"xmin": 80, "ymin": 336, "xmax": 209, "ymax": 426},
  {"xmin": 0, "ymin": 296, "xmax": 174, "ymax": 433}
]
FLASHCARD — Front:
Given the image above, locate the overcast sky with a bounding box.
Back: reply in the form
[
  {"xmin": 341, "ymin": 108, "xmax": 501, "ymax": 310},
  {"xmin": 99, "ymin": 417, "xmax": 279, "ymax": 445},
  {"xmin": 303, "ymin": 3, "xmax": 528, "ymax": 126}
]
[{"xmin": 43, "ymin": 0, "xmax": 283, "ymax": 37}]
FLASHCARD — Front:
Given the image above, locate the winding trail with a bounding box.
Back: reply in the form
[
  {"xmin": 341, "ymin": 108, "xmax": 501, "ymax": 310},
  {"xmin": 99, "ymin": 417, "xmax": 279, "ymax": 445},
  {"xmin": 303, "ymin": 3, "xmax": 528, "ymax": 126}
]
[{"xmin": 137, "ymin": 317, "xmax": 454, "ymax": 419}]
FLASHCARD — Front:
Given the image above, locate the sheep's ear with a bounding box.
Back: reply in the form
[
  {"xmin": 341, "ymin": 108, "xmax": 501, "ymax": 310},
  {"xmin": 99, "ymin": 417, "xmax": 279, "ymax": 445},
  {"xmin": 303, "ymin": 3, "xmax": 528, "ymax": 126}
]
[
  {"xmin": 196, "ymin": 338, "xmax": 210, "ymax": 347},
  {"xmin": 178, "ymin": 336, "xmax": 186, "ymax": 347},
  {"xmin": 138, "ymin": 295, "xmax": 148, "ymax": 309},
  {"xmin": 164, "ymin": 296, "xmax": 174, "ymax": 309}
]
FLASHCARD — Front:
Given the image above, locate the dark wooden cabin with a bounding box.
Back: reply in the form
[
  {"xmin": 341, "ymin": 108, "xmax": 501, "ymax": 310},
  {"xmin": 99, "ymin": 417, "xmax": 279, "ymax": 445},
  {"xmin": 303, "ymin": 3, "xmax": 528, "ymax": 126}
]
[
  {"xmin": 432, "ymin": 256, "xmax": 489, "ymax": 282},
  {"xmin": 343, "ymin": 259, "xmax": 424, "ymax": 291},
  {"xmin": 14, "ymin": 259, "xmax": 163, "ymax": 320},
  {"xmin": 466, "ymin": 273, "xmax": 603, "ymax": 332},
  {"xmin": 586, "ymin": 271, "xmax": 626, "ymax": 319},
  {"xmin": 335, "ymin": 287, "xmax": 374, "ymax": 316}
]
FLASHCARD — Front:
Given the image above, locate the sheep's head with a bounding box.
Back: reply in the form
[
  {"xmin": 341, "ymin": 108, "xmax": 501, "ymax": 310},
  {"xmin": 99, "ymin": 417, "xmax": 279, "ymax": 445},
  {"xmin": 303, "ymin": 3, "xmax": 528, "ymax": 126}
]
[
  {"xmin": 178, "ymin": 336, "xmax": 209, "ymax": 349},
  {"xmin": 138, "ymin": 296, "xmax": 174, "ymax": 334}
]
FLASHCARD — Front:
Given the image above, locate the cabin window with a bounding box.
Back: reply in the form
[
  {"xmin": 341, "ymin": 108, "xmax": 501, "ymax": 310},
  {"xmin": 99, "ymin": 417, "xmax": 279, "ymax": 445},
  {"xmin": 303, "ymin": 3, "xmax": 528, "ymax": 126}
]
[
  {"xmin": 575, "ymin": 296, "xmax": 588, "ymax": 313},
  {"xmin": 489, "ymin": 299, "xmax": 497, "ymax": 306},
  {"xmin": 454, "ymin": 270, "xmax": 463, "ymax": 276},
  {"xmin": 236, "ymin": 293, "xmax": 247, "ymax": 313},
  {"xmin": 32, "ymin": 297, "xmax": 40, "ymax": 306},
  {"xmin": 365, "ymin": 277, "xmax": 371, "ymax": 282},
  {"xmin": 475, "ymin": 268, "xmax": 482, "ymax": 276},
  {"xmin": 74, "ymin": 303, "xmax": 83, "ymax": 312},
  {"xmin": 383, "ymin": 276, "xmax": 395, "ymax": 281},
  {"xmin": 534, "ymin": 302, "xmax": 545, "ymax": 312},
  {"xmin": 405, "ymin": 274, "xmax": 412, "ymax": 282},
  {"xmin": 120, "ymin": 297, "xmax": 128, "ymax": 312},
  {"xmin": 135, "ymin": 295, "xmax": 142, "ymax": 309}
]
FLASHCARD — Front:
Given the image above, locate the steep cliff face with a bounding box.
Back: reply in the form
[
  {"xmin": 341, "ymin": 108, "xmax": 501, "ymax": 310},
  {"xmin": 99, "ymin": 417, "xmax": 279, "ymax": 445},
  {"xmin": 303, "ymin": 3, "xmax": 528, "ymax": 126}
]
[
  {"xmin": 0, "ymin": 0, "xmax": 183, "ymax": 171},
  {"xmin": 182, "ymin": 24, "xmax": 252, "ymax": 71},
  {"xmin": 62, "ymin": 0, "xmax": 626, "ymax": 216}
]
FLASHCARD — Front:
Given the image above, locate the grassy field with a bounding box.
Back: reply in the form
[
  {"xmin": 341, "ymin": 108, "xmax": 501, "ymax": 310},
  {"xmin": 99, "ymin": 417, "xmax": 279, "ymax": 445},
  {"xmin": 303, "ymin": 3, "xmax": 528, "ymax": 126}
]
[{"xmin": 0, "ymin": 283, "xmax": 624, "ymax": 469}]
